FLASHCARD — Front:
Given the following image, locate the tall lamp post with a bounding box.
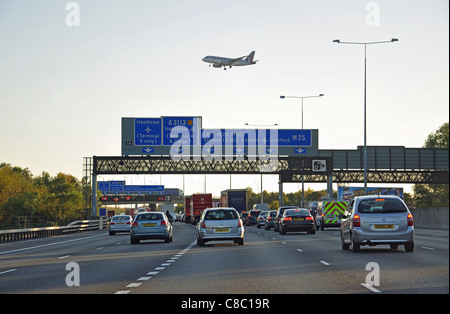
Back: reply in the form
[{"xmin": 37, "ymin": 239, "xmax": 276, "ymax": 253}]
[
  {"xmin": 279, "ymin": 94, "xmax": 324, "ymax": 207},
  {"xmin": 333, "ymin": 38, "xmax": 398, "ymax": 194}
]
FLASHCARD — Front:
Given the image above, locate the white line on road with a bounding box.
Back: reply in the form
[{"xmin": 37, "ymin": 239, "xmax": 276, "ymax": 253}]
[
  {"xmin": 58, "ymin": 255, "xmax": 71, "ymax": 259},
  {"xmin": 421, "ymin": 247, "xmax": 435, "ymax": 250},
  {"xmin": 361, "ymin": 283, "xmax": 382, "ymax": 293},
  {"xmin": 297, "ymin": 249, "xmax": 303, "ymax": 252},
  {"xmin": 0, "ymin": 269, "xmax": 17, "ymax": 275},
  {"xmin": 320, "ymin": 261, "xmax": 331, "ymax": 266}
]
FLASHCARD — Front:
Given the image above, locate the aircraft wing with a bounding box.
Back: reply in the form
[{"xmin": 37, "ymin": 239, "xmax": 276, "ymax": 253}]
[{"xmin": 228, "ymin": 56, "xmax": 246, "ymax": 65}]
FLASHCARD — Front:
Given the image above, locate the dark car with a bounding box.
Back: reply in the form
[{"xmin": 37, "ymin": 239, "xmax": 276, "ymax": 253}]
[
  {"xmin": 246, "ymin": 210, "xmax": 261, "ymax": 226},
  {"xmin": 274, "ymin": 206, "xmax": 299, "ymax": 232},
  {"xmin": 264, "ymin": 211, "xmax": 277, "ymax": 230},
  {"xmin": 279, "ymin": 208, "xmax": 316, "ymax": 235}
]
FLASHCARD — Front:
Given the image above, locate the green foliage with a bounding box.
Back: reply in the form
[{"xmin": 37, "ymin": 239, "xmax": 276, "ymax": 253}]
[
  {"xmin": 413, "ymin": 122, "xmax": 449, "ymax": 208},
  {"xmin": 0, "ymin": 163, "xmax": 84, "ymax": 229}
]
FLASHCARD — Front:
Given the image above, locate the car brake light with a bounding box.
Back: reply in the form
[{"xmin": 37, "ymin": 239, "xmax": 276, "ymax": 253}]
[
  {"xmin": 353, "ymin": 214, "xmax": 361, "ymax": 227},
  {"xmin": 305, "ymin": 216, "xmax": 313, "ymax": 221},
  {"xmin": 161, "ymin": 220, "xmax": 167, "ymax": 226},
  {"xmin": 284, "ymin": 217, "xmax": 292, "ymax": 222},
  {"xmin": 407, "ymin": 213, "xmax": 413, "ymax": 227},
  {"xmin": 126, "ymin": 221, "xmax": 131, "ymax": 225},
  {"xmin": 132, "ymin": 222, "xmax": 138, "ymax": 226},
  {"xmin": 110, "ymin": 222, "xmax": 115, "ymax": 225},
  {"xmin": 201, "ymin": 221, "xmax": 206, "ymax": 229}
]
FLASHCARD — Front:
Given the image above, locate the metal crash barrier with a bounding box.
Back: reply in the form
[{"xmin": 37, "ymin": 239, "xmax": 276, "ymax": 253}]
[{"xmin": 0, "ymin": 217, "xmax": 108, "ymax": 243}]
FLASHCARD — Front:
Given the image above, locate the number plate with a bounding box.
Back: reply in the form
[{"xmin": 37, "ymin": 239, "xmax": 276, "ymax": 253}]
[
  {"xmin": 294, "ymin": 218, "xmax": 304, "ymax": 221},
  {"xmin": 214, "ymin": 228, "xmax": 230, "ymax": 232},
  {"xmin": 374, "ymin": 224, "xmax": 394, "ymax": 229},
  {"xmin": 143, "ymin": 223, "xmax": 156, "ymax": 227}
]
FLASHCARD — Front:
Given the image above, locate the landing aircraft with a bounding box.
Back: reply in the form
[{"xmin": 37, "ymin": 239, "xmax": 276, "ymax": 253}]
[{"xmin": 202, "ymin": 51, "xmax": 257, "ymax": 70}]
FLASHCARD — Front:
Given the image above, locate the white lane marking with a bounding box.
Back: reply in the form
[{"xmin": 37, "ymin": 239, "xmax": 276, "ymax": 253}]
[
  {"xmin": 115, "ymin": 290, "xmax": 131, "ymax": 294},
  {"xmin": 147, "ymin": 271, "xmax": 159, "ymax": 275},
  {"xmin": 320, "ymin": 261, "xmax": 331, "ymax": 266},
  {"xmin": 421, "ymin": 246, "xmax": 435, "ymax": 250},
  {"xmin": 126, "ymin": 283, "xmax": 142, "ymax": 288},
  {"xmin": 58, "ymin": 255, "xmax": 71, "ymax": 259},
  {"xmin": 96, "ymin": 247, "xmax": 104, "ymax": 250},
  {"xmin": 361, "ymin": 283, "xmax": 382, "ymax": 293},
  {"xmin": 0, "ymin": 269, "xmax": 17, "ymax": 275},
  {"xmin": 154, "ymin": 267, "xmax": 165, "ymax": 270},
  {"xmin": 138, "ymin": 276, "xmax": 151, "ymax": 281},
  {"xmin": 297, "ymin": 249, "xmax": 303, "ymax": 252},
  {"xmin": 0, "ymin": 234, "xmax": 107, "ymax": 255}
]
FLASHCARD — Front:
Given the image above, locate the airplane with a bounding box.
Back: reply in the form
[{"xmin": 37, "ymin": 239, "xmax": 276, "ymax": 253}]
[{"xmin": 202, "ymin": 51, "xmax": 257, "ymax": 70}]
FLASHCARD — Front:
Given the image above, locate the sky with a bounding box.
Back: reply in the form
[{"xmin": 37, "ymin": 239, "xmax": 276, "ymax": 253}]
[{"xmin": 0, "ymin": 0, "xmax": 448, "ymax": 198}]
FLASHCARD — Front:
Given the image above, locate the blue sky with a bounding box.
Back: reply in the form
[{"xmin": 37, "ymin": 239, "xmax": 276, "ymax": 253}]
[{"xmin": 0, "ymin": 0, "xmax": 448, "ymax": 197}]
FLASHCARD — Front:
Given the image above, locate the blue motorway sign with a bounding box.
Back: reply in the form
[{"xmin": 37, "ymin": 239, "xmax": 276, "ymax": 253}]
[
  {"xmin": 201, "ymin": 129, "xmax": 312, "ymax": 147},
  {"xmin": 134, "ymin": 118, "xmax": 162, "ymax": 146},
  {"xmin": 162, "ymin": 116, "xmax": 201, "ymax": 146},
  {"xmin": 98, "ymin": 181, "xmax": 164, "ymax": 194}
]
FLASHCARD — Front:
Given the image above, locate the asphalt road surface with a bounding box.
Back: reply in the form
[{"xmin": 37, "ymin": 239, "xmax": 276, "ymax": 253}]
[{"xmin": 0, "ymin": 223, "xmax": 448, "ymax": 296}]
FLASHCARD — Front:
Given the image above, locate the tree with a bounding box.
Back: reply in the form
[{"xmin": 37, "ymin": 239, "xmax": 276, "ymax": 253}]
[{"xmin": 413, "ymin": 122, "xmax": 449, "ymax": 208}]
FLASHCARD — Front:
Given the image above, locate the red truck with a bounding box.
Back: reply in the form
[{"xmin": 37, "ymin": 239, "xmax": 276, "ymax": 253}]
[
  {"xmin": 190, "ymin": 193, "xmax": 212, "ymax": 224},
  {"xmin": 184, "ymin": 196, "xmax": 191, "ymax": 223}
]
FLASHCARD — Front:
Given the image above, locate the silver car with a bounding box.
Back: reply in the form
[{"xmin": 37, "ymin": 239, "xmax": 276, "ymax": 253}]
[
  {"xmin": 109, "ymin": 215, "xmax": 133, "ymax": 235},
  {"xmin": 256, "ymin": 211, "xmax": 269, "ymax": 228},
  {"xmin": 340, "ymin": 195, "xmax": 414, "ymax": 252},
  {"xmin": 130, "ymin": 212, "xmax": 173, "ymax": 244},
  {"xmin": 197, "ymin": 207, "xmax": 244, "ymax": 246}
]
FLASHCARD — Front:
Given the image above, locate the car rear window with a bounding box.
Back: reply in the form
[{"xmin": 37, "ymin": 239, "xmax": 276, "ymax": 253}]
[
  {"xmin": 284, "ymin": 209, "xmax": 310, "ymax": 216},
  {"xmin": 358, "ymin": 198, "xmax": 407, "ymax": 213},
  {"xmin": 205, "ymin": 210, "xmax": 238, "ymax": 220},
  {"xmin": 136, "ymin": 213, "xmax": 163, "ymax": 221},
  {"xmin": 112, "ymin": 216, "xmax": 130, "ymax": 221},
  {"xmin": 249, "ymin": 211, "xmax": 261, "ymax": 217}
]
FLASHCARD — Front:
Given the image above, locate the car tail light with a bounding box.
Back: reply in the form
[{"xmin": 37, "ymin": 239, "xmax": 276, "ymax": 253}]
[
  {"xmin": 353, "ymin": 214, "xmax": 361, "ymax": 227},
  {"xmin": 132, "ymin": 222, "xmax": 138, "ymax": 226},
  {"xmin": 283, "ymin": 217, "xmax": 292, "ymax": 222},
  {"xmin": 126, "ymin": 221, "xmax": 131, "ymax": 225},
  {"xmin": 110, "ymin": 222, "xmax": 115, "ymax": 225},
  {"xmin": 161, "ymin": 220, "xmax": 167, "ymax": 226},
  {"xmin": 201, "ymin": 221, "xmax": 206, "ymax": 229},
  {"xmin": 305, "ymin": 216, "xmax": 313, "ymax": 221},
  {"xmin": 407, "ymin": 213, "xmax": 413, "ymax": 227},
  {"xmin": 238, "ymin": 219, "xmax": 242, "ymax": 227}
]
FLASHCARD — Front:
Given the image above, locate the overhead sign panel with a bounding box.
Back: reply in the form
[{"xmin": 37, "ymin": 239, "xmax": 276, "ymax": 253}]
[
  {"xmin": 134, "ymin": 118, "xmax": 162, "ymax": 146},
  {"xmin": 122, "ymin": 116, "xmax": 318, "ymax": 156},
  {"xmin": 98, "ymin": 181, "xmax": 164, "ymax": 194}
]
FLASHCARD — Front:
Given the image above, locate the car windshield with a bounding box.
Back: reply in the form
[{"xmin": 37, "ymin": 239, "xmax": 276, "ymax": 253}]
[
  {"xmin": 358, "ymin": 198, "xmax": 407, "ymax": 214},
  {"xmin": 205, "ymin": 210, "xmax": 238, "ymax": 220},
  {"xmin": 284, "ymin": 209, "xmax": 310, "ymax": 216},
  {"xmin": 136, "ymin": 213, "xmax": 164, "ymax": 221}
]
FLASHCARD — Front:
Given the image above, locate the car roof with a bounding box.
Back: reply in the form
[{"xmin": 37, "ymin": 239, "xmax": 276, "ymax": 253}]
[{"xmin": 355, "ymin": 195, "xmax": 402, "ymax": 200}]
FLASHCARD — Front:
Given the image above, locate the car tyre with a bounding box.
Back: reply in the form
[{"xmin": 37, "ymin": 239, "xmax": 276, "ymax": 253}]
[
  {"xmin": 130, "ymin": 237, "xmax": 139, "ymax": 244},
  {"xmin": 341, "ymin": 234, "xmax": 350, "ymax": 250},
  {"xmin": 404, "ymin": 242, "xmax": 414, "ymax": 252},
  {"xmin": 197, "ymin": 237, "xmax": 205, "ymax": 247},
  {"xmin": 351, "ymin": 234, "xmax": 360, "ymax": 252}
]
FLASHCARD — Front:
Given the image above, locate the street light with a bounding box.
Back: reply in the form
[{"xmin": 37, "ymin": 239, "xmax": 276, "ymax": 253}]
[
  {"xmin": 280, "ymin": 94, "xmax": 324, "ymax": 207},
  {"xmin": 333, "ymin": 38, "xmax": 398, "ymax": 194},
  {"xmin": 279, "ymin": 94, "xmax": 324, "ymax": 129}
]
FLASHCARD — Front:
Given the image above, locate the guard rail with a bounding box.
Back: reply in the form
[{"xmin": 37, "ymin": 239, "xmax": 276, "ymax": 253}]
[{"xmin": 0, "ymin": 217, "xmax": 108, "ymax": 243}]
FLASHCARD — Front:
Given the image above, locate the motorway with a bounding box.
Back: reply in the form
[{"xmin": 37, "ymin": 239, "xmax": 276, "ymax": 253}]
[{"xmin": 0, "ymin": 222, "xmax": 448, "ymax": 296}]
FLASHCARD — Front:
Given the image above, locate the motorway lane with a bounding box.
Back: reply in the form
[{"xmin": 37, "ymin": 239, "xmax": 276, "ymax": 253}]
[
  {"xmin": 0, "ymin": 223, "xmax": 448, "ymax": 294},
  {"xmin": 130, "ymin": 224, "xmax": 449, "ymax": 294},
  {"xmin": 0, "ymin": 225, "xmax": 196, "ymax": 294}
]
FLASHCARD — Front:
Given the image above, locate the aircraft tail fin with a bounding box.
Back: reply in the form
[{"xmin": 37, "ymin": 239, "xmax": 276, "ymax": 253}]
[{"xmin": 244, "ymin": 51, "xmax": 255, "ymax": 63}]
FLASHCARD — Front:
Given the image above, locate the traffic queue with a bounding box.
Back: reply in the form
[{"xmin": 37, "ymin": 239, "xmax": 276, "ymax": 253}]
[{"xmin": 107, "ymin": 194, "xmax": 415, "ymax": 253}]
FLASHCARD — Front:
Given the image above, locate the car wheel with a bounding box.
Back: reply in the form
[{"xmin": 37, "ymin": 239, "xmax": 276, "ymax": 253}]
[
  {"xmin": 341, "ymin": 234, "xmax": 349, "ymax": 250},
  {"xmin": 130, "ymin": 237, "xmax": 139, "ymax": 244},
  {"xmin": 351, "ymin": 234, "xmax": 360, "ymax": 252},
  {"xmin": 197, "ymin": 237, "xmax": 205, "ymax": 246},
  {"xmin": 280, "ymin": 227, "xmax": 286, "ymax": 235},
  {"xmin": 404, "ymin": 242, "xmax": 414, "ymax": 252}
]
